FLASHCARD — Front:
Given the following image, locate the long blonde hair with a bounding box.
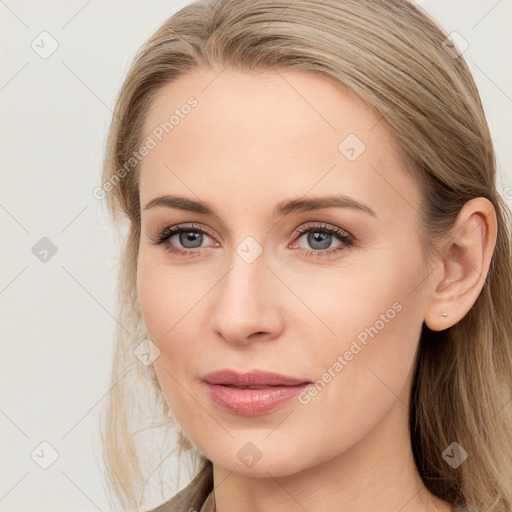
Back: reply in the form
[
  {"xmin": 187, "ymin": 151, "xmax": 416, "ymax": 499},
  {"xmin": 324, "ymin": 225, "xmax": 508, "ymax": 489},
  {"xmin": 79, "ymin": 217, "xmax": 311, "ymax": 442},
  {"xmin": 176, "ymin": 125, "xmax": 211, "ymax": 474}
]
[{"xmin": 99, "ymin": 0, "xmax": 512, "ymax": 510}]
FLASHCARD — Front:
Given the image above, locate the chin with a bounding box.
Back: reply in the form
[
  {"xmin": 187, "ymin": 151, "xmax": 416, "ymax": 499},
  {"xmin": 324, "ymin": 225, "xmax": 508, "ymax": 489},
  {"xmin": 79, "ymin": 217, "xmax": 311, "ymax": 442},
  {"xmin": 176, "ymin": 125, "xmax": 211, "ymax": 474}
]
[
  {"xmin": 219, "ymin": 455, "xmax": 307, "ymax": 478},
  {"xmin": 203, "ymin": 437, "xmax": 313, "ymax": 478}
]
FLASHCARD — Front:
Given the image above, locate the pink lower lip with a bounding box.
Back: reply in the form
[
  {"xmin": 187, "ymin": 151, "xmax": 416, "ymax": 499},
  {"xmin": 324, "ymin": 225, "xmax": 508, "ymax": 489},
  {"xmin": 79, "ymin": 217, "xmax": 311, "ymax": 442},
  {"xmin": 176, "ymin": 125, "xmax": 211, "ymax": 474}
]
[{"xmin": 204, "ymin": 382, "xmax": 309, "ymax": 416}]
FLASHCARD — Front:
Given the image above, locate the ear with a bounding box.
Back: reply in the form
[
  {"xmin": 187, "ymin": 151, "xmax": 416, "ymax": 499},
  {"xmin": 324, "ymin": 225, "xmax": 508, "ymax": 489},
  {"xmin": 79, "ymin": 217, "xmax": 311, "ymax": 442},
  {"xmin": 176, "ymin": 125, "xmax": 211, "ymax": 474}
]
[{"xmin": 424, "ymin": 197, "xmax": 498, "ymax": 331}]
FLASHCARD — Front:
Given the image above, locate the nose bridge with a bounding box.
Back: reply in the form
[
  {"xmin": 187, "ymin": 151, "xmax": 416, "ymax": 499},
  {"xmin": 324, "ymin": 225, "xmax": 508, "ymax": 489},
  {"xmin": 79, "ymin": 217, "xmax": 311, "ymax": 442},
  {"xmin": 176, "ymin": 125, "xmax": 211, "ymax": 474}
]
[
  {"xmin": 211, "ymin": 240, "xmax": 282, "ymax": 344},
  {"xmin": 223, "ymin": 232, "xmax": 269, "ymax": 301}
]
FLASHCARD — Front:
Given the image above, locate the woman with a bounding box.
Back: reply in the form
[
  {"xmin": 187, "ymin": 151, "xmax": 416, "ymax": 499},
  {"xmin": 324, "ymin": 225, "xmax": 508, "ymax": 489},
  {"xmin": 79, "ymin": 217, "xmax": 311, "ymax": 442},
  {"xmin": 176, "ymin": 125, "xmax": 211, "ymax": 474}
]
[{"xmin": 99, "ymin": 1, "xmax": 512, "ymax": 511}]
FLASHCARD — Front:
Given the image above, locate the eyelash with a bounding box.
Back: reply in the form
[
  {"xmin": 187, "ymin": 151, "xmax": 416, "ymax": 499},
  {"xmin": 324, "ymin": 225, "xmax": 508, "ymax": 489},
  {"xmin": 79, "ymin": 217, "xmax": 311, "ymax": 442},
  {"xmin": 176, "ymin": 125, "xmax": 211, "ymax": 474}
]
[{"xmin": 149, "ymin": 222, "xmax": 355, "ymax": 259}]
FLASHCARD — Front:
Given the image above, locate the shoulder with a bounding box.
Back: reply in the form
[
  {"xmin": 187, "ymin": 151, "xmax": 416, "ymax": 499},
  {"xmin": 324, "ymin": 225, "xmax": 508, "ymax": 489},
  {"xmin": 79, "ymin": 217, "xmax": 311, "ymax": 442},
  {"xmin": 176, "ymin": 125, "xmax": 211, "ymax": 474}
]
[{"xmin": 143, "ymin": 463, "xmax": 213, "ymax": 512}]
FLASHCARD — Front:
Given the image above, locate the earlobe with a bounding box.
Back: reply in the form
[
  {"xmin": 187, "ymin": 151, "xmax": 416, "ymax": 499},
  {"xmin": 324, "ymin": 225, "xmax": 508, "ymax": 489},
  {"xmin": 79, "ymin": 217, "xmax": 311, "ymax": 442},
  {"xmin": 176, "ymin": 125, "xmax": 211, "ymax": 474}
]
[{"xmin": 424, "ymin": 197, "xmax": 497, "ymax": 332}]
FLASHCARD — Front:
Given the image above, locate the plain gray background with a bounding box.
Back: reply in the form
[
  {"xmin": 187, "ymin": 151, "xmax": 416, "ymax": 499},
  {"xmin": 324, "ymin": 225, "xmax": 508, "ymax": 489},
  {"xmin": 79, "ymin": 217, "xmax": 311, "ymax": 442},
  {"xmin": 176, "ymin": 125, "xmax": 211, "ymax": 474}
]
[{"xmin": 1, "ymin": 1, "xmax": 511, "ymax": 511}]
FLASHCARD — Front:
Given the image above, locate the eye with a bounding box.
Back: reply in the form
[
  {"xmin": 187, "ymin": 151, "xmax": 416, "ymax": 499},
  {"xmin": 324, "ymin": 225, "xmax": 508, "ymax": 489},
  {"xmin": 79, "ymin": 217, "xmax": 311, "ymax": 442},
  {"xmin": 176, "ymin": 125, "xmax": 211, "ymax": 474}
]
[
  {"xmin": 149, "ymin": 221, "xmax": 355, "ymax": 259},
  {"xmin": 149, "ymin": 223, "xmax": 218, "ymax": 256},
  {"xmin": 290, "ymin": 222, "xmax": 355, "ymax": 258}
]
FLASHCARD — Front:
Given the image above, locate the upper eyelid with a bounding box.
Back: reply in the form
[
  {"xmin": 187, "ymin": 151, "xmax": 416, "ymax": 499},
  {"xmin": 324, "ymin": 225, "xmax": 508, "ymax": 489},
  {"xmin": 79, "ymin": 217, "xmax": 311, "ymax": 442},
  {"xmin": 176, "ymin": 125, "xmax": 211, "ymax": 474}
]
[
  {"xmin": 157, "ymin": 221, "xmax": 353, "ymax": 244},
  {"xmin": 295, "ymin": 221, "xmax": 351, "ymax": 236}
]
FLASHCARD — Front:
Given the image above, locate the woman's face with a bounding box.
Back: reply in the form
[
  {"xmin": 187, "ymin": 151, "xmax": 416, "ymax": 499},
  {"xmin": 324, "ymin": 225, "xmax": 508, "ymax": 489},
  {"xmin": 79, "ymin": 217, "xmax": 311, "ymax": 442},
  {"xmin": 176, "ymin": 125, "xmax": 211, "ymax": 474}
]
[{"xmin": 137, "ymin": 67, "xmax": 433, "ymax": 476}]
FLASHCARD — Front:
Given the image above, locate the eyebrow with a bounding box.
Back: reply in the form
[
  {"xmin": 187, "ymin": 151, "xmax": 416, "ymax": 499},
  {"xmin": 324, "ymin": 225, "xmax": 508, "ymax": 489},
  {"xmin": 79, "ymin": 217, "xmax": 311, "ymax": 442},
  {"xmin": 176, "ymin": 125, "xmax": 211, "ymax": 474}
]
[{"xmin": 143, "ymin": 194, "xmax": 376, "ymax": 218}]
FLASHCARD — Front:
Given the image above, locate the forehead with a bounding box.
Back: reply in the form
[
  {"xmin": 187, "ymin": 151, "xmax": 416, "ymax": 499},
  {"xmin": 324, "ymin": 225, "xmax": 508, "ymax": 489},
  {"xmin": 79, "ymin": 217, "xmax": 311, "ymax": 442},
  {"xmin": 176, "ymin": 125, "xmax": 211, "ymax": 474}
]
[
  {"xmin": 142, "ymin": 66, "xmax": 383, "ymax": 146},
  {"xmin": 138, "ymin": 67, "xmax": 420, "ymax": 219}
]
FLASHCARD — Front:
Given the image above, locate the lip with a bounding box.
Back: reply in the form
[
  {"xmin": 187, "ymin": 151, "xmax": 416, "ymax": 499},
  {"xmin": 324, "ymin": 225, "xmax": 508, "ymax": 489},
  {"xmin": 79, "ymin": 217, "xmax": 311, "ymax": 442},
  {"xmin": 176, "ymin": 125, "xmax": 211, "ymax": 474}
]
[{"xmin": 202, "ymin": 369, "xmax": 311, "ymax": 416}]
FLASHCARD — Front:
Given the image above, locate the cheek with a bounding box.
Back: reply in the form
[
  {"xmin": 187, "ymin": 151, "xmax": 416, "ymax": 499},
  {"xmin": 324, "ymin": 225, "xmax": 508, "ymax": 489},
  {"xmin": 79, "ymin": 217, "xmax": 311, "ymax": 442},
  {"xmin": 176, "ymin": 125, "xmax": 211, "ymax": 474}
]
[
  {"xmin": 284, "ymin": 260, "xmax": 424, "ymax": 467},
  {"xmin": 136, "ymin": 253, "xmax": 200, "ymax": 423},
  {"xmin": 136, "ymin": 250, "xmax": 208, "ymax": 384},
  {"xmin": 136, "ymin": 258, "xmax": 168, "ymax": 342},
  {"xmin": 319, "ymin": 259, "xmax": 424, "ymax": 405},
  {"xmin": 136, "ymin": 250, "xmax": 197, "ymax": 345}
]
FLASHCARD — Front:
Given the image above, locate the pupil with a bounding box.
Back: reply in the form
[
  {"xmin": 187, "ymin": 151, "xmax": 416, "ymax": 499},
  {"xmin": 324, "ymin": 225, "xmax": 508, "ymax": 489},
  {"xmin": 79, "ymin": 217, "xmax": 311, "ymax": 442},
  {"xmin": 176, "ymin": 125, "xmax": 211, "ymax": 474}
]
[
  {"xmin": 308, "ymin": 231, "xmax": 331, "ymax": 250},
  {"xmin": 180, "ymin": 231, "xmax": 202, "ymax": 248}
]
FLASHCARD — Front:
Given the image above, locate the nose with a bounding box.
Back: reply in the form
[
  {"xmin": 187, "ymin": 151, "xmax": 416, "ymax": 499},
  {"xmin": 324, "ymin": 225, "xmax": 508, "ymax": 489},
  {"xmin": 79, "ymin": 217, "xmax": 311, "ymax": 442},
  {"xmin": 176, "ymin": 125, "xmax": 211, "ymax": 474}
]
[{"xmin": 211, "ymin": 250, "xmax": 284, "ymax": 347}]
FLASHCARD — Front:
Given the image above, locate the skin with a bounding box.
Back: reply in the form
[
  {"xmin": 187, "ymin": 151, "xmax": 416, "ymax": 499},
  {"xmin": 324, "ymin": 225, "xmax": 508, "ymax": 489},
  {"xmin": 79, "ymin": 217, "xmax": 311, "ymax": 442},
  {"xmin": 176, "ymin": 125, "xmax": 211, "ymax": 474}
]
[{"xmin": 136, "ymin": 66, "xmax": 497, "ymax": 512}]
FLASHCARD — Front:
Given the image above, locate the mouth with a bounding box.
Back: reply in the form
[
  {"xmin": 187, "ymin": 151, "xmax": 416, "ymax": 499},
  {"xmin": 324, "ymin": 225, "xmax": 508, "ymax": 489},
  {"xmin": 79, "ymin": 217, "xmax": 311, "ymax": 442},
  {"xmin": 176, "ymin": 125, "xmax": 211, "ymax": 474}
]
[
  {"xmin": 202, "ymin": 369, "xmax": 309, "ymax": 387},
  {"xmin": 201, "ymin": 369, "xmax": 311, "ymax": 416},
  {"xmin": 220, "ymin": 385, "xmax": 280, "ymax": 389}
]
